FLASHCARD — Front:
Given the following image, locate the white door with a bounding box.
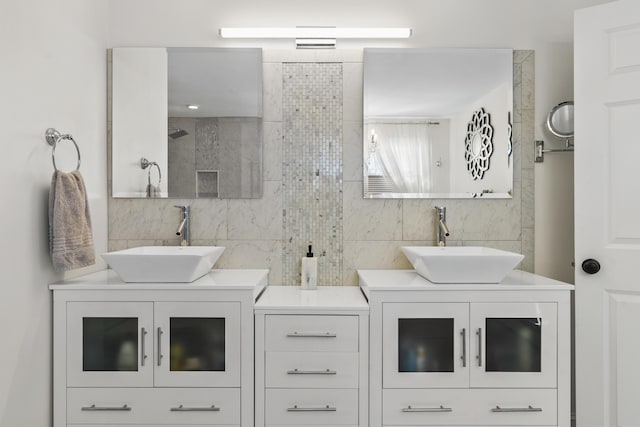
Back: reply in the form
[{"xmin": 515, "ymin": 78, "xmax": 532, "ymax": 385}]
[
  {"xmin": 382, "ymin": 303, "xmax": 470, "ymax": 388},
  {"xmin": 66, "ymin": 302, "xmax": 154, "ymax": 387},
  {"xmin": 469, "ymin": 302, "xmax": 557, "ymax": 389},
  {"xmin": 575, "ymin": 1, "xmax": 640, "ymax": 426},
  {"xmin": 153, "ymin": 301, "xmax": 241, "ymax": 387}
]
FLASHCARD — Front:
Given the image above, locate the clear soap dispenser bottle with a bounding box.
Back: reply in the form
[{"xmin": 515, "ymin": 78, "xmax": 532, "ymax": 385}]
[{"xmin": 301, "ymin": 245, "xmax": 318, "ymax": 290}]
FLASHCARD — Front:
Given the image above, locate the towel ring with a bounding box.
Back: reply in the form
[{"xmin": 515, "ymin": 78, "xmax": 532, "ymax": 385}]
[
  {"xmin": 46, "ymin": 128, "xmax": 81, "ymax": 171},
  {"xmin": 147, "ymin": 162, "xmax": 161, "ymax": 186},
  {"xmin": 140, "ymin": 157, "xmax": 162, "ymax": 185}
]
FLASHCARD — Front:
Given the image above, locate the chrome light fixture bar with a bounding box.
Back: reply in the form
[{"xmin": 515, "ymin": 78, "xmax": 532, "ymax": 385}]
[
  {"xmin": 219, "ymin": 27, "xmax": 411, "ymax": 49},
  {"xmin": 295, "ymin": 38, "xmax": 336, "ymax": 49}
]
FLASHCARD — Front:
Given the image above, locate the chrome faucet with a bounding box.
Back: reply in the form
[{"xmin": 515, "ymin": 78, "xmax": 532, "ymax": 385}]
[
  {"xmin": 435, "ymin": 206, "xmax": 450, "ymax": 247},
  {"xmin": 175, "ymin": 205, "xmax": 191, "ymax": 246}
]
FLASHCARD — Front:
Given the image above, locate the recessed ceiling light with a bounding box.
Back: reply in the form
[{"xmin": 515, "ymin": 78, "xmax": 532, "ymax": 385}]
[{"xmin": 187, "ymin": 104, "xmax": 199, "ymax": 110}]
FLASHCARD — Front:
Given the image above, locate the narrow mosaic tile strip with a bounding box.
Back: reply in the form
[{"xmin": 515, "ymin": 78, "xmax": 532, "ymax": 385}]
[{"xmin": 282, "ymin": 63, "xmax": 344, "ymax": 286}]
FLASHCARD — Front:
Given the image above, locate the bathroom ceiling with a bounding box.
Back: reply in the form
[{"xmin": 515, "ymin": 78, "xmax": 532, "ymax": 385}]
[
  {"xmin": 168, "ymin": 47, "xmax": 262, "ymax": 117},
  {"xmin": 364, "ymin": 48, "xmax": 512, "ymax": 119}
]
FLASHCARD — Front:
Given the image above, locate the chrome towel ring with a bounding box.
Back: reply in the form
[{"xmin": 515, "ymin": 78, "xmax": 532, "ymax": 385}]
[
  {"xmin": 46, "ymin": 128, "xmax": 81, "ymax": 171},
  {"xmin": 140, "ymin": 157, "xmax": 162, "ymax": 184}
]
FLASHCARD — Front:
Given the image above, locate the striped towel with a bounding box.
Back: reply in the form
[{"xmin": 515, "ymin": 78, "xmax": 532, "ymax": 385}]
[{"xmin": 48, "ymin": 170, "xmax": 95, "ymax": 272}]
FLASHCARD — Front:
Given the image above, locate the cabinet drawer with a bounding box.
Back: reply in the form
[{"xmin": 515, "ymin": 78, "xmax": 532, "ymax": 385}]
[
  {"xmin": 265, "ymin": 352, "xmax": 359, "ymax": 388},
  {"xmin": 265, "ymin": 388, "xmax": 358, "ymax": 425},
  {"xmin": 383, "ymin": 388, "xmax": 557, "ymax": 426},
  {"xmin": 265, "ymin": 315, "xmax": 358, "ymax": 352},
  {"xmin": 67, "ymin": 387, "xmax": 240, "ymax": 425}
]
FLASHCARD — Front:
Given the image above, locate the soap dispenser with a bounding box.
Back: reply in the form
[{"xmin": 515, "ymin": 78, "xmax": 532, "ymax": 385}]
[{"xmin": 301, "ymin": 245, "xmax": 318, "ymax": 290}]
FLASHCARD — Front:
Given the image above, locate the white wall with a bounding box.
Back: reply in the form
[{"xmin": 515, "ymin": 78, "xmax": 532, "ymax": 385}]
[
  {"xmin": 108, "ymin": 0, "xmax": 612, "ymax": 283},
  {"xmin": 0, "ymin": 0, "xmax": 108, "ymax": 425},
  {"xmin": 428, "ymin": 121, "xmax": 450, "ymax": 193},
  {"xmin": 535, "ymin": 44, "xmax": 577, "ymax": 284},
  {"xmin": 112, "ymin": 48, "xmax": 168, "ymax": 197}
]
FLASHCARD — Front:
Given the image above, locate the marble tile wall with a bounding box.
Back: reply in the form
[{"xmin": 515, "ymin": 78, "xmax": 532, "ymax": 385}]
[
  {"xmin": 167, "ymin": 117, "xmax": 262, "ymax": 198},
  {"xmin": 168, "ymin": 117, "xmax": 196, "ymax": 197},
  {"xmin": 108, "ymin": 49, "xmax": 534, "ymax": 285}
]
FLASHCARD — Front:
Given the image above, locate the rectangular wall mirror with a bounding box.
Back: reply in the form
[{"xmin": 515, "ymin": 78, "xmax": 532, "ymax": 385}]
[
  {"xmin": 111, "ymin": 47, "xmax": 263, "ymax": 198},
  {"xmin": 363, "ymin": 48, "xmax": 513, "ymax": 199}
]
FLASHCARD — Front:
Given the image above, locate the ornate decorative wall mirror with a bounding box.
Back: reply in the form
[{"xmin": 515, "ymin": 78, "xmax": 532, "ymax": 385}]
[{"xmin": 464, "ymin": 108, "xmax": 494, "ymax": 180}]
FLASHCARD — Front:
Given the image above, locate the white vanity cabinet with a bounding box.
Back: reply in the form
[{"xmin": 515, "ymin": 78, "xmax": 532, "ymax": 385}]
[
  {"xmin": 254, "ymin": 286, "xmax": 369, "ymax": 427},
  {"xmin": 50, "ymin": 268, "xmax": 267, "ymax": 427},
  {"xmin": 359, "ymin": 269, "xmax": 573, "ymax": 427}
]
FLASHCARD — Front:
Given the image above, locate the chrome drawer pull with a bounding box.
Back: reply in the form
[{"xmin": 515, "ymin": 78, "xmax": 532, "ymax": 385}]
[
  {"xmin": 157, "ymin": 327, "xmax": 163, "ymax": 366},
  {"xmin": 81, "ymin": 404, "xmax": 131, "ymax": 411},
  {"xmin": 491, "ymin": 405, "xmax": 542, "ymax": 413},
  {"xmin": 287, "ymin": 404, "xmax": 337, "ymax": 412},
  {"xmin": 461, "ymin": 328, "xmax": 467, "ymax": 367},
  {"xmin": 287, "ymin": 368, "xmax": 337, "ymax": 375},
  {"xmin": 140, "ymin": 327, "xmax": 147, "ymax": 367},
  {"xmin": 286, "ymin": 332, "xmax": 337, "ymax": 338},
  {"xmin": 476, "ymin": 328, "xmax": 483, "ymax": 367},
  {"xmin": 402, "ymin": 405, "xmax": 452, "ymax": 413},
  {"xmin": 170, "ymin": 404, "xmax": 220, "ymax": 412}
]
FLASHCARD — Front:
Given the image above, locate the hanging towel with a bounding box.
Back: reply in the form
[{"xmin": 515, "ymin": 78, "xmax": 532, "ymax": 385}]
[
  {"xmin": 146, "ymin": 183, "xmax": 161, "ymax": 198},
  {"xmin": 145, "ymin": 161, "xmax": 162, "ymax": 198},
  {"xmin": 48, "ymin": 170, "xmax": 96, "ymax": 272}
]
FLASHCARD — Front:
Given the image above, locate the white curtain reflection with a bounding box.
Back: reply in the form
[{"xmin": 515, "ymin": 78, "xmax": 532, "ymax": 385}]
[{"xmin": 372, "ymin": 123, "xmax": 432, "ymax": 193}]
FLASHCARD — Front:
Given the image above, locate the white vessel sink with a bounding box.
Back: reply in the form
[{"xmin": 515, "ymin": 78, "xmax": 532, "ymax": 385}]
[
  {"xmin": 401, "ymin": 246, "xmax": 524, "ymax": 284},
  {"xmin": 101, "ymin": 246, "xmax": 225, "ymax": 283}
]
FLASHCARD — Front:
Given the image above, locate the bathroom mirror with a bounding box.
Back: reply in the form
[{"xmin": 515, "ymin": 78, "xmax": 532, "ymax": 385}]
[
  {"xmin": 363, "ymin": 48, "xmax": 513, "ymax": 199},
  {"xmin": 111, "ymin": 47, "xmax": 263, "ymax": 198},
  {"xmin": 546, "ymin": 101, "xmax": 574, "ymax": 139}
]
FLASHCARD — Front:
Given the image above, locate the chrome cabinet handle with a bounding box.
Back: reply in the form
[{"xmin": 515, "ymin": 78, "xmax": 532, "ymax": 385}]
[
  {"xmin": 286, "ymin": 332, "xmax": 337, "ymax": 338},
  {"xmin": 140, "ymin": 327, "xmax": 147, "ymax": 367},
  {"xmin": 157, "ymin": 327, "xmax": 163, "ymax": 366},
  {"xmin": 287, "ymin": 368, "xmax": 337, "ymax": 375},
  {"xmin": 461, "ymin": 328, "xmax": 467, "ymax": 368},
  {"xmin": 403, "ymin": 405, "xmax": 452, "ymax": 413},
  {"xmin": 81, "ymin": 404, "xmax": 131, "ymax": 411},
  {"xmin": 287, "ymin": 405, "xmax": 337, "ymax": 412},
  {"xmin": 170, "ymin": 404, "xmax": 220, "ymax": 412},
  {"xmin": 491, "ymin": 405, "xmax": 542, "ymax": 413},
  {"xmin": 476, "ymin": 328, "xmax": 482, "ymax": 367}
]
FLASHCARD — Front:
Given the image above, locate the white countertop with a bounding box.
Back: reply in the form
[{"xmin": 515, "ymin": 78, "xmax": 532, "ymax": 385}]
[
  {"xmin": 49, "ymin": 268, "xmax": 269, "ymax": 295},
  {"xmin": 358, "ymin": 269, "xmax": 574, "ymax": 293},
  {"xmin": 255, "ymin": 285, "xmax": 369, "ymax": 311}
]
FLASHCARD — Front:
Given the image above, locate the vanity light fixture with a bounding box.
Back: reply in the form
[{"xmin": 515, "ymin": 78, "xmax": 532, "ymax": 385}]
[
  {"xmin": 219, "ymin": 27, "xmax": 412, "ymax": 48},
  {"xmin": 187, "ymin": 104, "xmax": 199, "ymax": 110}
]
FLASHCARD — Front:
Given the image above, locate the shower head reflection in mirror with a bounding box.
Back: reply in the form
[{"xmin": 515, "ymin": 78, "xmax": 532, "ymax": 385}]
[{"xmin": 168, "ymin": 127, "xmax": 189, "ymax": 139}]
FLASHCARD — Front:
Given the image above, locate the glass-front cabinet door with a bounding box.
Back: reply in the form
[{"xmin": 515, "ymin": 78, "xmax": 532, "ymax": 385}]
[
  {"xmin": 153, "ymin": 302, "xmax": 240, "ymax": 387},
  {"xmin": 383, "ymin": 303, "xmax": 470, "ymax": 388},
  {"xmin": 470, "ymin": 302, "xmax": 557, "ymax": 388},
  {"xmin": 67, "ymin": 302, "xmax": 154, "ymax": 387}
]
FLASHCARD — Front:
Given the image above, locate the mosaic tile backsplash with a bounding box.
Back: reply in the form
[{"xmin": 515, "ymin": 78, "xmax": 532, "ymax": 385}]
[{"xmin": 282, "ymin": 63, "xmax": 343, "ymax": 286}]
